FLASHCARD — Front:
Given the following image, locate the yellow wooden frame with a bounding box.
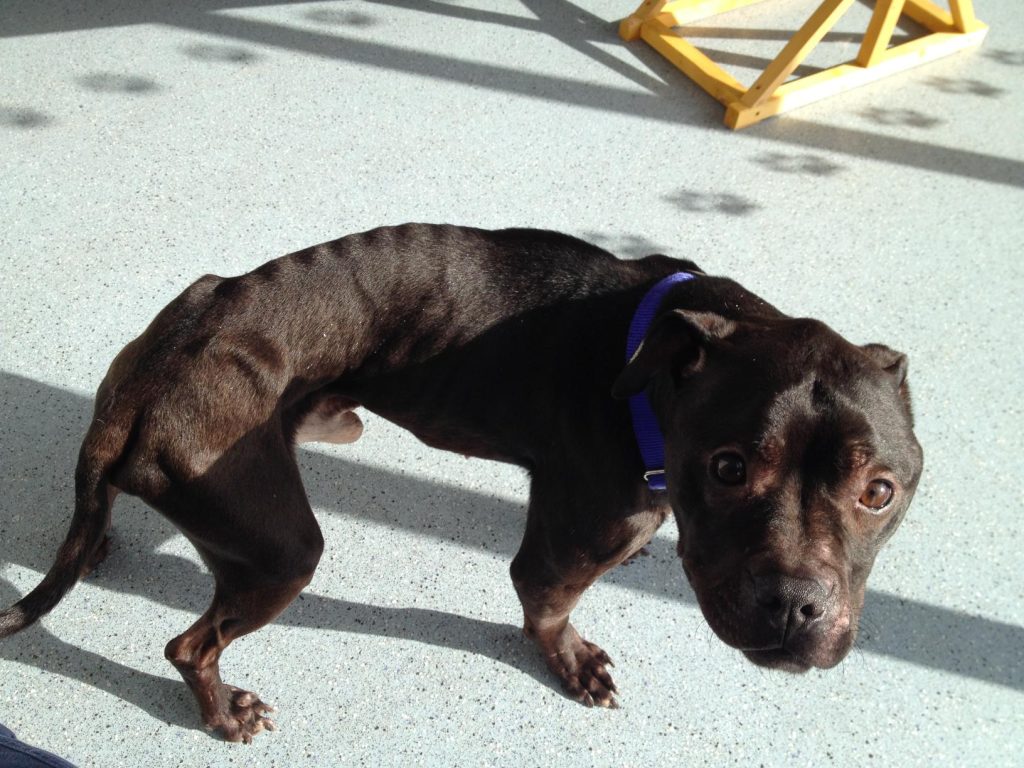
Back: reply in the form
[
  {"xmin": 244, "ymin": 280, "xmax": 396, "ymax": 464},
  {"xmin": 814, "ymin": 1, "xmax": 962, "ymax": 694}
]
[{"xmin": 620, "ymin": 0, "xmax": 988, "ymax": 128}]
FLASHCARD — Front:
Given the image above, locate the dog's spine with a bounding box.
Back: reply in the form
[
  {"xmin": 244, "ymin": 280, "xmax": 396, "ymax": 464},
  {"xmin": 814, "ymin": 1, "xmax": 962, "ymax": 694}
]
[{"xmin": 0, "ymin": 415, "xmax": 130, "ymax": 639}]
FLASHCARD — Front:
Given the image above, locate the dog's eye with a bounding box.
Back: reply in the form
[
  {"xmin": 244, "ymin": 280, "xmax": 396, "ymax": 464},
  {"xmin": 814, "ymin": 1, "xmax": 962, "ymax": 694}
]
[
  {"xmin": 859, "ymin": 479, "xmax": 894, "ymax": 511},
  {"xmin": 711, "ymin": 452, "xmax": 746, "ymax": 485}
]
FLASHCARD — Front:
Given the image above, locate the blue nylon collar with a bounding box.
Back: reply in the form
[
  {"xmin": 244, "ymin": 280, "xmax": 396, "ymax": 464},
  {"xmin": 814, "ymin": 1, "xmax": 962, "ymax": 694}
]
[{"xmin": 625, "ymin": 272, "xmax": 696, "ymax": 491}]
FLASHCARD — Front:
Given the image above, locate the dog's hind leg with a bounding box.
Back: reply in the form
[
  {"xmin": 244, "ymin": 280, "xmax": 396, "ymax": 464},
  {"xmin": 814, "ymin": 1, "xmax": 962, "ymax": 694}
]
[
  {"xmin": 81, "ymin": 487, "xmax": 120, "ymax": 577},
  {"xmin": 156, "ymin": 431, "xmax": 323, "ymax": 743}
]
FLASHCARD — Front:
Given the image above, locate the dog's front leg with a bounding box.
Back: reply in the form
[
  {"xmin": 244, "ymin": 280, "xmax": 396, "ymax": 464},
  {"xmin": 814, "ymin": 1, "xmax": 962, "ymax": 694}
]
[{"xmin": 510, "ymin": 475, "xmax": 655, "ymax": 708}]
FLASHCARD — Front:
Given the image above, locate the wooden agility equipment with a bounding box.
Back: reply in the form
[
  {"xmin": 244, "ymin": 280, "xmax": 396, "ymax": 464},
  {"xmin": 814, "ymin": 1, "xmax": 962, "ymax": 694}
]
[{"xmin": 619, "ymin": 0, "xmax": 989, "ymax": 128}]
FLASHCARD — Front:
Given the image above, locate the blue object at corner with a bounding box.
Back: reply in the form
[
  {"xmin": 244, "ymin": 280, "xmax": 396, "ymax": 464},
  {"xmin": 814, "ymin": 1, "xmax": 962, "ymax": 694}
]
[{"xmin": 0, "ymin": 724, "xmax": 78, "ymax": 768}]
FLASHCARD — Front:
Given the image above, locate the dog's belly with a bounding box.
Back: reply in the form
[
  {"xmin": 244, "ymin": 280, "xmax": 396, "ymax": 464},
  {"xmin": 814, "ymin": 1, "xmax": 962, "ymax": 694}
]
[
  {"xmin": 292, "ymin": 394, "xmax": 501, "ymax": 460},
  {"xmin": 396, "ymin": 420, "xmax": 520, "ymax": 465},
  {"xmin": 333, "ymin": 379, "xmax": 531, "ymax": 466}
]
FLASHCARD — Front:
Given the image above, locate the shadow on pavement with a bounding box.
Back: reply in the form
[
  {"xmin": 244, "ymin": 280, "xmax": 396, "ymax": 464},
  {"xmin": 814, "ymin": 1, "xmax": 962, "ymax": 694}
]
[{"xmin": 0, "ymin": 369, "xmax": 1020, "ymax": 733}]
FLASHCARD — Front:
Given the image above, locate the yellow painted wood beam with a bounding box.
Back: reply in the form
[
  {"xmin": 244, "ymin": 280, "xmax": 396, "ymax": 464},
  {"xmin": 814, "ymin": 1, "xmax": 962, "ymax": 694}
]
[
  {"xmin": 620, "ymin": 0, "xmax": 990, "ymax": 129},
  {"xmin": 740, "ymin": 0, "xmax": 856, "ymax": 109},
  {"xmin": 725, "ymin": 27, "xmax": 988, "ymax": 129},
  {"xmin": 903, "ymin": 0, "xmax": 955, "ymax": 32},
  {"xmin": 857, "ymin": 0, "xmax": 907, "ymax": 68},
  {"xmin": 950, "ymin": 0, "xmax": 980, "ymax": 33},
  {"xmin": 620, "ymin": 0, "xmax": 770, "ymax": 40},
  {"xmin": 661, "ymin": 0, "xmax": 768, "ymax": 26},
  {"xmin": 620, "ymin": 0, "xmax": 672, "ymax": 40},
  {"xmin": 641, "ymin": 17, "xmax": 745, "ymax": 104}
]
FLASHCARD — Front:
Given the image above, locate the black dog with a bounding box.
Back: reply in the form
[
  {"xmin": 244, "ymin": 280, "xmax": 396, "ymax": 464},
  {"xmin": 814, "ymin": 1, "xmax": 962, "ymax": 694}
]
[{"xmin": 0, "ymin": 224, "xmax": 923, "ymax": 741}]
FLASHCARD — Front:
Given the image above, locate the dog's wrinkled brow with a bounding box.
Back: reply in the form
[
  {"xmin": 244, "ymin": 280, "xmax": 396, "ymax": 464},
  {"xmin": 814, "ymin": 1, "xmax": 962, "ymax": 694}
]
[
  {"xmin": 753, "ymin": 436, "xmax": 785, "ymax": 465},
  {"xmin": 842, "ymin": 442, "xmax": 875, "ymax": 470},
  {"xmin": 753, "ymin": 389, "xmax": 878, "ymax": 478}
]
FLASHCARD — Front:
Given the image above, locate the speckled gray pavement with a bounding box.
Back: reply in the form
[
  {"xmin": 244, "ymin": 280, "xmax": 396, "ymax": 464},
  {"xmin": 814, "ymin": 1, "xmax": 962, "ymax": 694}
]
[{"xmin": 1, "ymin": 2, "xmax": 1022, "ymax": 766}]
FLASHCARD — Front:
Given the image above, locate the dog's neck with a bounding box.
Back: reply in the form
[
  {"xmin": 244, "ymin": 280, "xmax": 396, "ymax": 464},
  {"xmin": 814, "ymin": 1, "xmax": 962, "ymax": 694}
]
[{"xmin": 626, "ymin": 272, "xmax": 698, "ymax": 491}]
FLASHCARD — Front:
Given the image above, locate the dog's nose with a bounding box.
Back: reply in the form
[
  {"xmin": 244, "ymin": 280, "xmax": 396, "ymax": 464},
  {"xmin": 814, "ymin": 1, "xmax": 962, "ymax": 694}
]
[{"xmin": 752, "ymin": 573, "xmax": 829, "ymax": 635}]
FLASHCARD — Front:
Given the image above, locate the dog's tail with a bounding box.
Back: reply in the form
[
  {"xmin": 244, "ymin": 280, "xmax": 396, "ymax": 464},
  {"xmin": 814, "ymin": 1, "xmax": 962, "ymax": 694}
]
[{"xmin": 0, "ymin": 413, "xmax": 132, "ymax": 639}]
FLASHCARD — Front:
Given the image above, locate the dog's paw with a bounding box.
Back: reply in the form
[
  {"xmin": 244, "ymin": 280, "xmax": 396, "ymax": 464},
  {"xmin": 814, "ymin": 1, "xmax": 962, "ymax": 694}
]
[
  {"xmin": 207, "ymin": 686, "xmax": 277, "ymax": 743},
  {"xmin": 544, "ymin": 630, "xmax": 619, "ymax": 709}
]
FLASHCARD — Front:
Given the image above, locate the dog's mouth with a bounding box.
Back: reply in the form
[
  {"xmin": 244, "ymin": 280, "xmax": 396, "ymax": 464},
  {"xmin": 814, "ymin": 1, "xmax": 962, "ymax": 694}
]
[
  {"xmin": 741, "ymin": 646, "xmax": 813, "ymax": 673},
  {"xmin": 685, "ymin": 567, "xmax": 857, "ymax": 673},
  {"xmin": 699, "ymin": 599, "xmax": 856, "ymax": 672}
]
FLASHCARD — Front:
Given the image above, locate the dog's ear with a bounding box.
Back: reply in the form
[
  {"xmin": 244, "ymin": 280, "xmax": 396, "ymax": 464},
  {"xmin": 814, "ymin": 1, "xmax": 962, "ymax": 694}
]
[
  {"xmin": 612, "ymin": 310, "xmax": 734, "ymax": 398},
  {"xmin": 860, "ymin": 343, "xmax": 908, "ymax": 386},
  {"xmin": 861, "ymin": 343, "xmax": 912, "ymax": 411},
  {"xmin": 643, "ymin": 255, "xmax": 705, "ymax": 274},
  {"xmin": 674, "ymin": 259, "xmax": 705, "ymax": 274}
]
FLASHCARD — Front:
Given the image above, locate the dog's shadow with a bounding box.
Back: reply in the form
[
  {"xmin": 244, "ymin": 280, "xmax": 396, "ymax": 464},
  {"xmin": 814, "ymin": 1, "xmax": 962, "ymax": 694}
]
[
  {"xmin": 0, "ymin": 577, "xmax": 200, "ymax": 729},
  {"xmin": 0, "ymin": 371, "xmax": 679, "ymax": 727},
  {"xmin": 0, "ymin": 561, "xmax": 557, "ymax": 733}
]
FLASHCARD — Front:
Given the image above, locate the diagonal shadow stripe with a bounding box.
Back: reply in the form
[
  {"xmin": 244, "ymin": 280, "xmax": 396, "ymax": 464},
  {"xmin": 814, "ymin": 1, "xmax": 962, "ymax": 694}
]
[
  {"xmin": 173, "ymin": 8, "xmax": 1024, "ymax": 188},
  {"xmin": 165, "ymin": 10, "xmax": 679, "ymax": 108},
  {"xmin": 0, "ymin": 370, "xmax": 1021, "ymax": 693},
  {"xmin": 758, "ymin": 118, "xmax": 1024, "ymax": 188}
]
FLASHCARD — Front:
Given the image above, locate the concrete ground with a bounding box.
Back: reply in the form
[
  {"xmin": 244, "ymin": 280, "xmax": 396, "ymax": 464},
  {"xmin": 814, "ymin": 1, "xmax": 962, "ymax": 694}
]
[{"xmin": 1, "ymin": 1, "xmax": 1022, "ymax": 766}]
